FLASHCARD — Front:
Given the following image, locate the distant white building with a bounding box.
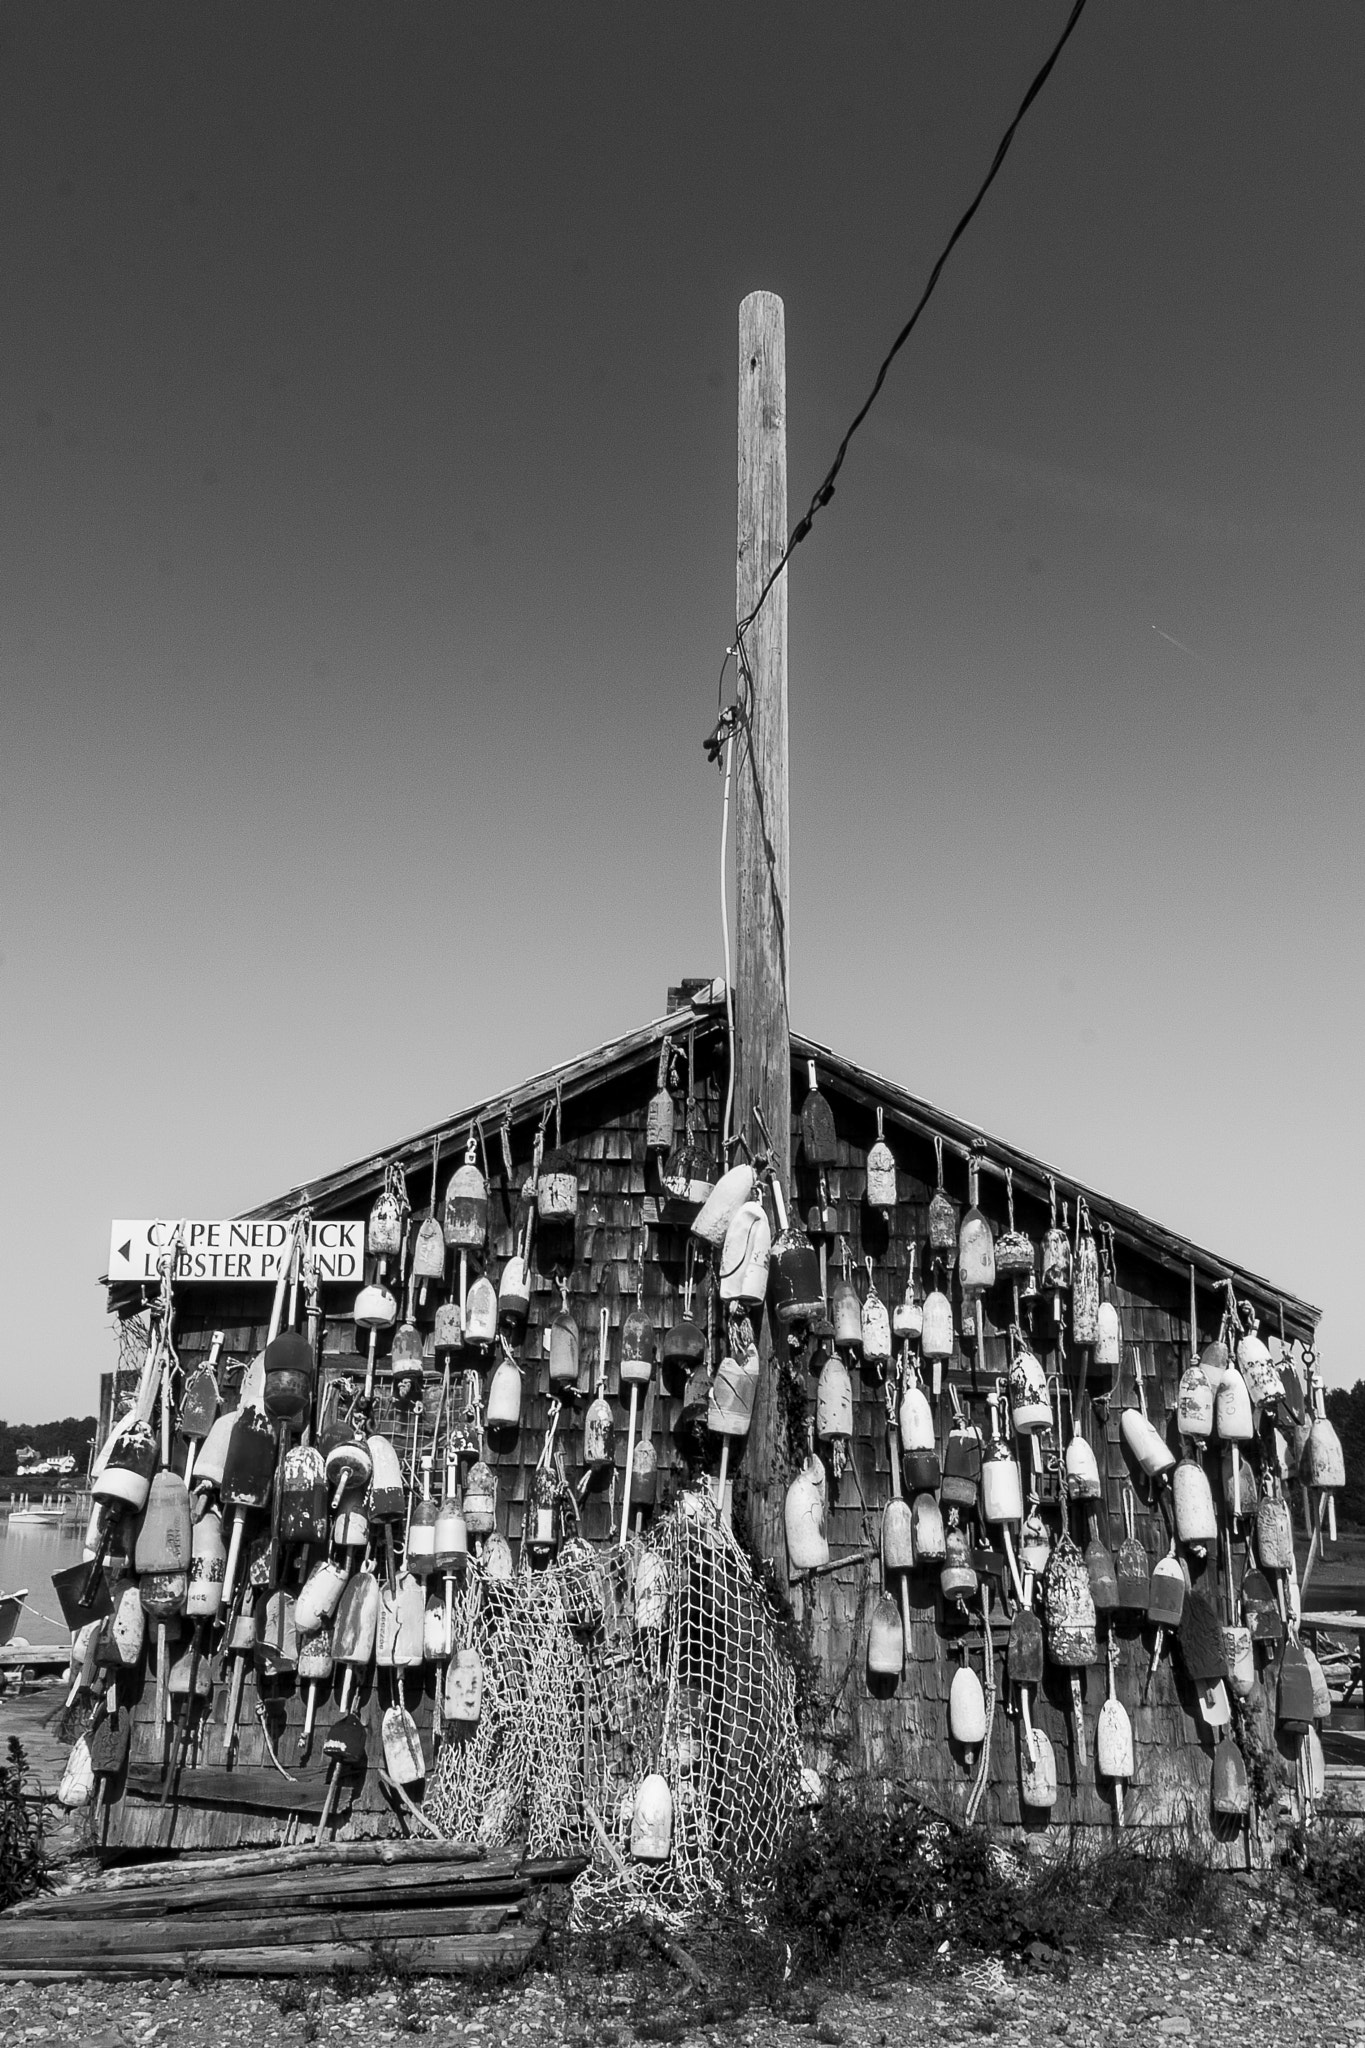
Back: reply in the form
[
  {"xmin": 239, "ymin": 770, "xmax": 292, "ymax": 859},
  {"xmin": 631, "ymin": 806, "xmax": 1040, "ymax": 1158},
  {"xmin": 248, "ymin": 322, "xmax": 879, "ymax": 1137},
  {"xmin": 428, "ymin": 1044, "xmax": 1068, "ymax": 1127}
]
[{"xmin": 15, "ymin": 1452, "xmax": 76, "ymax": 1477}]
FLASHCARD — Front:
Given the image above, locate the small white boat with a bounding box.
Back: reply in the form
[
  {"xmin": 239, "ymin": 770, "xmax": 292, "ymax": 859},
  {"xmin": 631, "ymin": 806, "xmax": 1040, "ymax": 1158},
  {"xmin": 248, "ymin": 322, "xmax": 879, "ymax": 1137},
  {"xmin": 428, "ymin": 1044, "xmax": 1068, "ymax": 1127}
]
[
  {"xmin": 5, "ymin": 1498, "xmax": 73, "ymax": 1525},
  {"xmin": 0, "ymin": 1589, "xmax": 30, "ymax": 1647}
]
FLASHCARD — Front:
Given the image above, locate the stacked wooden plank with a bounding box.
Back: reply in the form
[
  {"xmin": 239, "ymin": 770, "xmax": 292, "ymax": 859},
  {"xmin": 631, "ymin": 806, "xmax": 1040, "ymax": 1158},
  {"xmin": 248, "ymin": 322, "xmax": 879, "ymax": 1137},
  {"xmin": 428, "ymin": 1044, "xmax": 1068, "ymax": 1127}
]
[{"xmin": 0, "ymin": 1841, "xmax": 588, "ymax": 1980}]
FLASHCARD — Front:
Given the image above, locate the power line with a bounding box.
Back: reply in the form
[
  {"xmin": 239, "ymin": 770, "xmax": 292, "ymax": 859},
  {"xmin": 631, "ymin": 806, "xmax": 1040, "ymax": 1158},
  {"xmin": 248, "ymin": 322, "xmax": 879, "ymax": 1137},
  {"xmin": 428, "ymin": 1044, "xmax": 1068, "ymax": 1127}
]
[{"xmin": 734, "ymin": 0, "xmax": 1090, "ymax": 654}]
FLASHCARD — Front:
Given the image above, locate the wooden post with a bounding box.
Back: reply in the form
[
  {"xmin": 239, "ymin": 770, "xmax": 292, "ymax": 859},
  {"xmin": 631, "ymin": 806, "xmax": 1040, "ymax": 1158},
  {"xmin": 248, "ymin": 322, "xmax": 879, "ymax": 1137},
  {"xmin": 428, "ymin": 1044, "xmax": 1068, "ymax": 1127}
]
[{"xmin": 735, "ymin": 290, "xmax": 791, "ymax": 1581}]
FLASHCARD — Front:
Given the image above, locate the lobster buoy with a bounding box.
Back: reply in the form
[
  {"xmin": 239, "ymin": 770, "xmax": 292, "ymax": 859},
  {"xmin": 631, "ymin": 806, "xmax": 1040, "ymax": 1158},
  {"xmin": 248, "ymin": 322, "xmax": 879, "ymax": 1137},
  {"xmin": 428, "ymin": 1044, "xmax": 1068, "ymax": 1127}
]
[
  {"xmin": 950, "ymin": 1659, "xmax": 987, "ymax": 1747},
  {"xmin": 1009, "ymin": 1345, "xmax": 1051, "ymax": 1435},
  {"xmin": 899, "ymin": 1373, "xmax": 935, "ymax": 1453},
  {"xmin": 831, "ymin": 1271, "xmax": 863, "ymax": 1354},
  {"xmin": 866, "ymin": 1109, "xmax": 897, "ymax": 1212},
  {"xmin": 631, "ymin": 1773, "xmax": 673, "ymax": 1861},
  {"xmin": 920, "ymin": 1290, "xmax": 954, "ymax": 1364},
  {"xmin": 784, "ymin": 1455, "xmax": 829, "ymax": 1574},
  {"xmin": 368, "ymin": 1177, "xmax": 405, "ymax": 1274},
  {"xmin": 1256, "ymin": 1485, "xmax": 1295, "ymax": 1572},
  {"xmin": 58, "ymin": 1734, "xmax": 95, "ymax": 1810},
  {"xmin": 536, "ymin": 1136, "xmax": 578, "ymax": 1223},
  {"xmin": 861, "ymin": 1268, "xmax": 891, "ymax": 1371},
  {"xmin": 958, "ymin": 1200, "xmax": 995, "ymax": 1299},
  {"xmin": 486, "ymin": 1353, "xmax": 523, "ymax": 1432},
  {"xmin": 940, "ymin": 1510, "xmax": 977, "ymax": 1602},
  {"xmin": 867, "ymin": 1591, "xmax": 904, "ymax": 1677},
  {"xmin": 1237, "ymin": 1320, "xmax": 1282, "ymax": 1407},
  {"xmin": 445, "ymin": 1646, "xmax": 483, "ymax": 1731},
  {"xmin": 1045, "ymin": 1533, "xmax": 1098, "ymax": 1668},
  {"xmin": 692, "ymin": 1161, "xmax": 756, "ymax": 1249},
  {"xmin": 893, "ymin": 1276, "xmax": 923, "ymax": 1349},
  {"xmin": 463, "ymin": 1460, "xmax": 497, "ymax": 1537},
  {"xmin": 463, "ymin": 1275, "xmax": 499, "ymax": 1351},
  {"xmin": 719, "ymin": 1199, "xmax": 772, "ymax": 1307},
  {"xmin": 620, "ymin": 1303, "xmax": 655, "ymax": 1387},
  {"xmin": 1304, "ymin": 1645, "xmax": 1333, "ymax": 1723},
  {"xmin": 1173, "ymin": 1455, "xmax": 1218, "ymax": 1548},
  {"xmin": 1177, "ymin": 1360, "xmax": 1214, "ymax": 1440},
  {"xmin": 709, "ymin": 1342, "xmax": 760, "ymax": 1438},
  {"xmin": 498, "ymin": 1255, "xmax": 531, "ymax": 1343},
  {"xmin": 1072, "ymin": 1223, "xmax": 1099, "ymax": 1346},
  {"xmin": 548, "ymin": 1296, "xmax": 580, "ymax": 1393},
  {"xmin": 1020, "ymin": 1726, "xmax": 1057, "ymax": 1810},
  {"xmin": 1095, "ymin": 1300, "xmax": 1122, "ymax": 1375},
  {"xmin": 1211, "ymin": 1737, "xmax": 1251, "ymax": 1818},
  {"xmin": 911, "ymin": 1492, "xmax": 946, "ymax": 1564},
  {"xmin": 1222, "ymin": 1624, "xmax": 1255, "ymax": 1698},
  {"xmin": 815, "ymin": 1350, "xmax": 854, "ymax": 1446},
  {"xmin": 634, "ymin": 1549, "xmax": 669, "ymax": 1632}
]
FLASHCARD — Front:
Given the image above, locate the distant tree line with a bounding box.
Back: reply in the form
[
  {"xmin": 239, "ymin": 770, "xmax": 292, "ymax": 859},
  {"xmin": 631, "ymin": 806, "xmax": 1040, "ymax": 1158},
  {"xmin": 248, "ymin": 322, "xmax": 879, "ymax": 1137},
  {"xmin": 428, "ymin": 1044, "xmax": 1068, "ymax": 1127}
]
[
  {"xmin": 1325, "ymin": 1382, "xmax": 1365, "ymax": 1530},
  {"xmin": 0, "ymin": 1419, "xmax": 98, "ymax": 1476}
]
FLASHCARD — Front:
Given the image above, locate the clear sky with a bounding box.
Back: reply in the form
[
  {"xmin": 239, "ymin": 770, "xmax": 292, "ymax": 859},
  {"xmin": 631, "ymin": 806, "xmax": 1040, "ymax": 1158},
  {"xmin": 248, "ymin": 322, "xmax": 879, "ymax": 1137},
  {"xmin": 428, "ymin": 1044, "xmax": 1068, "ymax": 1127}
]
[{"xmin": 2, "ymin": 4, "xmax": 1360, "ymax": 1422}]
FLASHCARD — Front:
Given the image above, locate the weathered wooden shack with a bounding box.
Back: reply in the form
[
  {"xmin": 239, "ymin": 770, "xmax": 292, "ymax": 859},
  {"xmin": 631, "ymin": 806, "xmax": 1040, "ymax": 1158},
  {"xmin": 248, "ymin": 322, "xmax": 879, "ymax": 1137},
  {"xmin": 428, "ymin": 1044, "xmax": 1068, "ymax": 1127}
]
[{"xmin": 100, "ymin": 982, "xmax": 1319, "ymax": 1863}]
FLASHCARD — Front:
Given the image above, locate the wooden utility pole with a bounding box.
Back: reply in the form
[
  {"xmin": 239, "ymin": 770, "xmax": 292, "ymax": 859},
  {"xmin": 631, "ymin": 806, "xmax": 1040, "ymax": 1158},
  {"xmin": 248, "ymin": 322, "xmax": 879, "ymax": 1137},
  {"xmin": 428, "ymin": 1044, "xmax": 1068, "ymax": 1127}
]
[{"xmin": 734, "ymin": 290, "xmax": 792, "ymax": 1579}]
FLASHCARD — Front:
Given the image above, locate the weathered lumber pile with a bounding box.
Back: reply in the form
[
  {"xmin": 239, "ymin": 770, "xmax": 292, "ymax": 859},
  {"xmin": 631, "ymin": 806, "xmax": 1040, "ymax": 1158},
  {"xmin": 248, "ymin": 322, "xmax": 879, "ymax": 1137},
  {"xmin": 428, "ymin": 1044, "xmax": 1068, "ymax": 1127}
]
[{"xmin": 0, "ymin": 1840, "xmax": 587, "ymax": 1980}]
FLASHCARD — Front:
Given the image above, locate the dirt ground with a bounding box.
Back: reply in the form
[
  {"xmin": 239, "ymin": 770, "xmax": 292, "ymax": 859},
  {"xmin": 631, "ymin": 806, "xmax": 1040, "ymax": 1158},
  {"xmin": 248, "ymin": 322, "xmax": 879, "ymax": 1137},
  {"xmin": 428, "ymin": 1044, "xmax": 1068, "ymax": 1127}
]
[
  {"xmin": 2, "ymin": 1921, "xmax": 1363, "ymax": 2048},
  {"xmin": 5, "ymin": 1680, "xmax": 1364, "ymax": 2048}
]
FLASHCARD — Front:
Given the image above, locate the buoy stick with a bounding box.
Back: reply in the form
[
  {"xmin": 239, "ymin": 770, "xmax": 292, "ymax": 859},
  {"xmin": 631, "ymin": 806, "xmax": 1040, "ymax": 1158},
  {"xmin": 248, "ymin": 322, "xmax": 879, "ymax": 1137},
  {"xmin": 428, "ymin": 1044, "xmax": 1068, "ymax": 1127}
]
[
  {"xmin": 716, "ymin": 1439, "xmax": 731, "ymax": 1527},
  {"xmin": 220, "ymin": 1509, "xmax": 248, "ymax": 1612},
  {"xmin": 154, "ymin": 1343, "xmax": 172, "ymax": 1741},
  {"xmin": 618, "ymin": 1386, "xmax": 639, "ymax": 1548},
  {"xmin": 223, "ymin": 1648, "xmax": 248, "ymax": 1764},
  {"xmin": 159, "ymin": 1627, "xmax": 204, "ymax": 1811},
  {"xmin": 299, "ymin": 1680, "xmax": 319, "ymax": 1762},
  {"xmin": 1001, "ymin": 1524, "xmax": 1026, "ymax": 1612},
  {"xmin": 1142, "ymin": 1625, "xmax": 1165, "ymax": 1706},
  {"xmin": 314, "ymin": 1768, "xmax": 341, "ymax": 1845},
  {"xmin": 1019, "ymin": 1680, "xmax": 1037, "ymax": 1765}
]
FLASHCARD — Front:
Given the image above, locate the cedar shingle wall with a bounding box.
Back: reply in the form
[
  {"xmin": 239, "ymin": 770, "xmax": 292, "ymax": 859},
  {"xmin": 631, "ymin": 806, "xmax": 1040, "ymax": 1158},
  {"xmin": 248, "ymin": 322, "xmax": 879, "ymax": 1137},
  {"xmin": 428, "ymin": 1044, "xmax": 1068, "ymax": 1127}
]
[{"xmin": 111, "ymin": 1045, "xmax": 1282, "ymax": 1857}]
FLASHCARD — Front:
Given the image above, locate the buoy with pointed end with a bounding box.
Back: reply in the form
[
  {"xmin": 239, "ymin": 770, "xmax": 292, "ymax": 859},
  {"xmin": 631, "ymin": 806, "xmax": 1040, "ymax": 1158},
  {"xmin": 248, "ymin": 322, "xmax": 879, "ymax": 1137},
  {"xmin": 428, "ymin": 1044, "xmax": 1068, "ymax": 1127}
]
[
  {"xmin": 1020, "ymin": 1726, "xmax": 1057, "ymax": 1810},
  {"xmin": 784, "ymin": 1452, "xmax": 829, "ymax": 1575},
  {"xmin": 631, "ymin": 1772, "xmax": 674, "ymax": 1861},
  {"xmin": 1096, "ymin": 1636, "xmax": 1134, "ymax": 1827},
  {"xmin": 867, "ymin": 1590, "xmax": 905, "ymax": 1678},
  {"xmin": 692, "ymin": 1160, "xmax": 756, "ymax": 1249}
]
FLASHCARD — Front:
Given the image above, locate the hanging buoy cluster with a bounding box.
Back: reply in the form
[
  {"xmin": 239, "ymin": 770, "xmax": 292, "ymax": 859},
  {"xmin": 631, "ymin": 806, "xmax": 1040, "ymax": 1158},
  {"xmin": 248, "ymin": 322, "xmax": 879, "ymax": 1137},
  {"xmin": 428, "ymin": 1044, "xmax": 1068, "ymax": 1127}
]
[{"xmin": 71, "ymin": 1045, "xmax": 1326, "ymax": 1867}]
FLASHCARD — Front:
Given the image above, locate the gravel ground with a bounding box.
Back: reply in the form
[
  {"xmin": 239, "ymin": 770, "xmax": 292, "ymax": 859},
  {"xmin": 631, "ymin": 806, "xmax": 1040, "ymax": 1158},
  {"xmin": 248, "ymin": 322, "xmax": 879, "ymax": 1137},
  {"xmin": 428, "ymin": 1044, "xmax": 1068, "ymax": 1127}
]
[{"xmin": 1, "ymin": 1922, "xmax": 1362, "ymax": 2048}]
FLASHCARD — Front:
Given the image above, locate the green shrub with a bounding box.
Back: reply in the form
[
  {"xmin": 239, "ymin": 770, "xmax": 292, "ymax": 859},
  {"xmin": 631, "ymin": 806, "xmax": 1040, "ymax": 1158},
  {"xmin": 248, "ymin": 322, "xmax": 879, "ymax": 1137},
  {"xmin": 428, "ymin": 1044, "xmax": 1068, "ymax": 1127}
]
[
  {"xmin": 757, "ymin": 1780, "xmax": 1244, "ymax": 1981},
  {"xmin": 762, "ymin": 1782, "xmax": 1015, "ymax": 1973},
  {"xmin": 1286, "ymin": 1823, "xmax": 1365, "ymax": 1927}
]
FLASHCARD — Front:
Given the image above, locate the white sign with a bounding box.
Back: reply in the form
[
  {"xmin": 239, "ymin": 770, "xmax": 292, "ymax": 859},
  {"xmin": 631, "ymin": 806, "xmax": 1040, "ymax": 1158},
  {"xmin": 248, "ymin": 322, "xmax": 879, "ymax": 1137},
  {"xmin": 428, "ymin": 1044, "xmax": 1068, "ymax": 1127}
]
[{"xmin": 108, "ymin": 1219, "xmax": 366, "ymax": 1285}]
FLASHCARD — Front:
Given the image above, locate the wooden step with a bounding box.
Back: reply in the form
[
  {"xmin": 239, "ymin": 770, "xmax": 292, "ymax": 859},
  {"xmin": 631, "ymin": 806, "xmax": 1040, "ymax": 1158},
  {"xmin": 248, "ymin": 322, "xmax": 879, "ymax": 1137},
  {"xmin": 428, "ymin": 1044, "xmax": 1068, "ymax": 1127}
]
[
  {"xmin": 0, "ymin": 1901, "xmax": 517, "ymax": 1963},
  {"xmin": 0, "ymin": 1924, "xmax": 544, "ymax": 1981},
  {"xmin": 12, "ymin": 1867, "xmax": 532, "ymax": 1920}
]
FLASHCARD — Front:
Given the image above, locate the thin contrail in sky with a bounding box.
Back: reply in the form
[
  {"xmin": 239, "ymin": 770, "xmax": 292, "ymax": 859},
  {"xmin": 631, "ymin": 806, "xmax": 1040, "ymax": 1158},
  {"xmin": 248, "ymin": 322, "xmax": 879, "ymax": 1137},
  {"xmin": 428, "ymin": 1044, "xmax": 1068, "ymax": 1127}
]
[{"xmin": 1152, "ymin": 625, "xmax": 1200, "ymax": 660}]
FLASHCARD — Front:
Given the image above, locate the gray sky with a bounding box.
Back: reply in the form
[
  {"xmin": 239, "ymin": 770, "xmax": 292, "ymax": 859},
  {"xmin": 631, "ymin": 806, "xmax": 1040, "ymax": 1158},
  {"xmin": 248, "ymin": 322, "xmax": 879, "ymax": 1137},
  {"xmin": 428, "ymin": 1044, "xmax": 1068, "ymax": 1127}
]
[{"xmin": 2, "ymin": 4, "xmax": 1361, "ymax": 1419}]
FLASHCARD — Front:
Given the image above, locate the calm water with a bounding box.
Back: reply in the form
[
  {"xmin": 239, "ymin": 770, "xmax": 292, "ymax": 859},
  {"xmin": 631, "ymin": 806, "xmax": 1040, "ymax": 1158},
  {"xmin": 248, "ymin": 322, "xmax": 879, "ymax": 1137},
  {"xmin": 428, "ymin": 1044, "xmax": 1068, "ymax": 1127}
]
[{"xmin": 0, "ymin": 1509, "xmax": 85, "ymax": 1641}]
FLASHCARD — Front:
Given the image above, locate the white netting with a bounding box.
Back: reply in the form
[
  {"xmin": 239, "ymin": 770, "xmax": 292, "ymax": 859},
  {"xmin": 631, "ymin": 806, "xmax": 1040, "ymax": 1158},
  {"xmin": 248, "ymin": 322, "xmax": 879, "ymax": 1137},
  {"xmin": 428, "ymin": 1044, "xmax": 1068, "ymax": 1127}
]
[{"xmin": 424, "ymin": 1488, "xmax": 802, "ymax": 1926}]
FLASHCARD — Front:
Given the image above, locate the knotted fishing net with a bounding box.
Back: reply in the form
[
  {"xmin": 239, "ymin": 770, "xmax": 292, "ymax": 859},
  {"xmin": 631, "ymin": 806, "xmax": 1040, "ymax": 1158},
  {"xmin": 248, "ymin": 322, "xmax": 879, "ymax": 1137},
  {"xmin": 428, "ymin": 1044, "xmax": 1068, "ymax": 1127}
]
[{"xmin": 424, "ymin": 1489, "xmax": 802, "ymax": 1927}]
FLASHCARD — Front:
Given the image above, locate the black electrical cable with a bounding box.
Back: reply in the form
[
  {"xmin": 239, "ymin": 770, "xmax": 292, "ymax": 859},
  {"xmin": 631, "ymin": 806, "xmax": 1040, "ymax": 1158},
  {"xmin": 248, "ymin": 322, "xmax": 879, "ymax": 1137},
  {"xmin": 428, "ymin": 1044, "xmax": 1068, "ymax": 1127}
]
[{"xmin": 734, "ymin": 0, "xmax": 1089, "ymax": 652}]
